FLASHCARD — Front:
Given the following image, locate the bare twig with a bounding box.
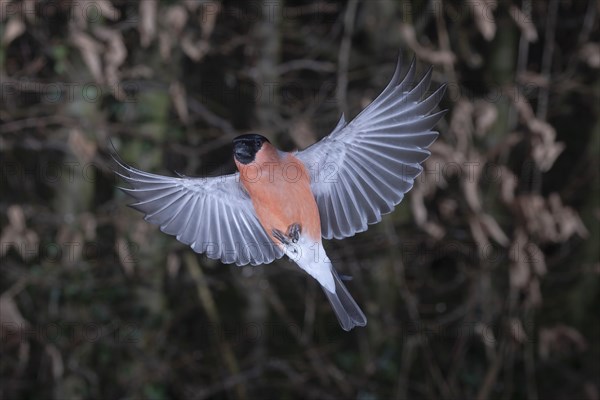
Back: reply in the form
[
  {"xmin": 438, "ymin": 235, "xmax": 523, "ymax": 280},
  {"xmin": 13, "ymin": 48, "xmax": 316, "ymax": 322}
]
[
  {"xmin": 336, "ymin": 0, "xmax": 359, "ymax": 116},
  {"xmin": 184, "ymin": 253, "xmax": 246, "ymax": 400},
  {"xmin": 476, "ymin": 342, "xmax": 506, "ymax": 400},
  {"xmin": 275, "ymin": 59, "xmax": 336, "ymax": 75},
  {"xmin": 537, "ymin": 0, "xmax": 559, "ymax": 120},
  {"xmin": 0, "ymin": 115, "xmax": 77, "ymax": 134}
]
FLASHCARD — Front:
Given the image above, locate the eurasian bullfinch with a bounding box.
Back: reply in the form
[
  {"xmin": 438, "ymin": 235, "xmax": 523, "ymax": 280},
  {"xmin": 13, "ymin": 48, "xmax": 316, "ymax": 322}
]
[{"xmin": 112, "ymin": 56, "xmax": 446, "ymax": 331}]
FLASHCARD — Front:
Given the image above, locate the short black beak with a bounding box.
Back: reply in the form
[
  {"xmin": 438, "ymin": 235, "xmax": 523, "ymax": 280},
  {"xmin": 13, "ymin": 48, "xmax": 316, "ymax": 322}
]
[{"xmin": 234, "ymin": 148, "xmax": 250, "ymax": 159}]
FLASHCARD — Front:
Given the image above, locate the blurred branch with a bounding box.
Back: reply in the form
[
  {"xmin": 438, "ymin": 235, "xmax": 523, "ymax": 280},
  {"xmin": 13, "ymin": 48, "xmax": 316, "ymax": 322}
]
[
  {"xmin": 0, "ymin": 115, "xmax": 77, "ymax": 134},
  {"xmin": 336, "ymin": 0, "xmax": 359, "ymax": 116},
  {"xmin": 537, "ymin": 0, "xmax": 559, "ymax": 120},
  {"xmin": 565, "ymin": 0, "xmax": 598, "ymax": 76},
  {"xmin": 275, "ymin": 59, "xmax": 336, "ymax": 75},
  {"xmin": 476, "ymin": 342, "xmax": 505, "ymax": 400},
  {"xmin": 184, "ymin": 253, "xmax": 246, "ymax": 400},
  {"xmin": 187, "ymin": 96, "xmax": 239, "ymax": 138}
]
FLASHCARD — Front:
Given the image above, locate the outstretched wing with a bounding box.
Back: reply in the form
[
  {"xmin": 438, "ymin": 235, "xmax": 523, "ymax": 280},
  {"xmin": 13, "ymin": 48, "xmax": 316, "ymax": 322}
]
[
  {"xmin": 296, "ymin": 56, "xmax": 446, "ymax": 240},
  {"xmin": 113, "ymin": 157, "xmax": 283, "ymax": 266}
]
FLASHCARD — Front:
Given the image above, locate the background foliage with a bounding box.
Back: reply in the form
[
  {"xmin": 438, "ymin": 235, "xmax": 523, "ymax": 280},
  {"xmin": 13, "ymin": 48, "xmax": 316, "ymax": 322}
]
[{"xmin": 1, "ymin": 1, "xmax": 599, "ymax": 399}]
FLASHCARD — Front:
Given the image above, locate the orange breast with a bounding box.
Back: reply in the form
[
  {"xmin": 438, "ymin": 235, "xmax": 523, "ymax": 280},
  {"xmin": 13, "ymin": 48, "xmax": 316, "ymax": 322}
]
[{"xmin": 237, "ymin": 147, "xmax": 321, "ymax": 243}]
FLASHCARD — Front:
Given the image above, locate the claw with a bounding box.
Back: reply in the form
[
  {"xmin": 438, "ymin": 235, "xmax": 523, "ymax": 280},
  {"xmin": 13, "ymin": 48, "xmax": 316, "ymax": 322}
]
[
  {"xmin": 272, "ymin": 228, "xmax": 290, "ymax": 245},
  {"xmin": 273, "ymin": 223, "xmax": 302, "ymax": 246}
]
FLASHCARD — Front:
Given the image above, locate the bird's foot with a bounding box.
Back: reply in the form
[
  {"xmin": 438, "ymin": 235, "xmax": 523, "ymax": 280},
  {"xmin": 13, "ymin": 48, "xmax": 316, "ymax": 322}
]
[
  {"xmin": 272, "ymin": 223, "xmax": 302, "ymax": 245},
  {"xmin": 286, "ymin": 223, "xmax": 302, "ymax": 243}
]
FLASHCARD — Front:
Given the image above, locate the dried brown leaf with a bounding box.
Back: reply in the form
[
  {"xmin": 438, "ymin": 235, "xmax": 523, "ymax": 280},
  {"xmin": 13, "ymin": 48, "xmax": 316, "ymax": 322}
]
[
  {"xmin": 410, "ymin": 186, "xmax": 427, "ymax": 226},
  {"xmin": 468, "ymin": 216, "xmax": 490, "ymax": 252},
  {"xmin": 1, "ymin": 205, "xmax": 39, "ymax": 260},
  {"xmin": 169, "ymin": 81, "xmax": 189, "ymax": 124},
  {"xmin": 8, "ymin": 204, "xmax": 26, "ymax": 231},
  {"xmin": 509, "ymin": 318, "xmax": 528, "ymax": 343},
  {"xmin": 16, "ymin": 341, "xmax": 30, "ymax": 374},
  {"xmin": 480, "ymin": 213, "xmax": 509, "ymax": 246},
  {"xmin": 0, "ymin": 294, "xmax": 30, "ymax": 331},
  {"xmin": 93, "ymin": 27, "xmax": 127, "ymax": 100},
  {"xmin": 423, "ymin": 221, "xmax": 445, "ymax": 240},
  {"xmin": 517, "ymin": 71, "xmax": 550, "ymax": 88},
  {"xmin": 584, "ymin": 382, "xmax": 599, "ymax": 400},
  {"xmin": 439, "ymin": 198, "xmax": 458, "ymax": 220},
  {"xmin": 471, "ymin": 0, "xmax": 496, "ymax": 41},
  {"xmin": 549, "ymin": 193, "xmax": 589, "ymax": 239},
  {"xmin": 411, "ymin": 182, "xmax": 444, "ymax": 238},
  {"xmin": 116, "ymin": 236, "xmax": 135, "ymax": 276},
  {"xmin": 159, "ymin": 32, "xmax": 173, "ymax": 61},
  {"xmin": 199, "ymin": 1, "xmax": 220, "ymax": 39},
  {"xmin": 518, "ymin": 195, "xmax": 559, "ymax": 242},
  {"xmin": 510, "ymin": 91, "xmax": 564, "ymax": 171},
  {"xmin": 45, "ymin": 344, "xmax": 64, "ymax": 380},
  {"xmin": 580, "ymin": 43, "xmax": 600, "ymax": 68},
  {"xmin": 527, "ymin": 277, "xmax": 543, "ymax": 308},
  {"xmin": 474, "ymin": 100, "xmax": 497, "ymax": 137},
  {"xmin": 183, "ymin": 0, "xmax": 203, "ymax": 12},
  {"xmin": 68, "ymin": 129, "xmax": 97, "ymax": 164},
  {"xmin": 94, "ymin": 0, "xmax": 120, "ymax": 21},
  {"xmin": 510, "ymin": 5, "xmax": 538, "ymax": 42},
  {"xmin": 56, "ymin": 225, "xmax": 84, "ymax": 266},
  {"xmin": 79, "ymin": 213, "xmax": 97, "ymax": 241},
  {"xmin": 475, "ymin": 322, "xmax": 496, "ymax": 346},
  {"xmin": 167, "ymin": 252, "xmax": 180, "ymax": 278},
  {"xmin": 449, "ymin": 99, "xmax": 474, "ymax": 153},
  {"xmin": 71, "ymin": 31, "xmax": 104, "ymax": 84},
  {"xmin": 510, "ymin": 229, "xmax": 530, "ymax": 289},
  {"xmin": 399, "ymin": 24, "xmax": 456, "ymax": 65},
  {"xmin": 461, "ymin": 154, "xmax": 482, "ymax": 212},
  {"xmin": 530, "ymin": 120, "xmax": 564, "ymax": 172},
  {"xmin": 166, "ymin": 5, "xmax": 188, "ymax": 35},
  {"xmin": 22, "ymin": 0, "xmax": 35, "ymax": 23},
  {"xmin": 72, "ymin": 0, "xmax": 120, "ymax": 28},
  {"xmin": 527, "ymin": 242, "xmax": 546, "ymax": 276},
  {"xmin": 539, "ymin": 324, "xmax": 588, "ymax": 359},
  {"xmin": 2, "ymin": 17, "xmax": 25, "ymax": 45},
  {"xmin": 499, "ymin": 166, "xmax": 517, "ymax": 204},
  {"xmin": 139, "ymin": 0, "xmax": 158, "ymax": 48},
  {"xmin": 159, "ymin": 6, "xmax": 188, "ymax": 61},
  {"xmin": 181, "ymin": 34, "xmax": 210, "ymax": 62}
]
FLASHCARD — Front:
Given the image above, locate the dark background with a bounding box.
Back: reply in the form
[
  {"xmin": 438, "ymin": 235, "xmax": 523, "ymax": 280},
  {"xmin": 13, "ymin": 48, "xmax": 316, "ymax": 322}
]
[{"xmin": 1, "ymin": 1, "xmax": 599, "ymax": 399}]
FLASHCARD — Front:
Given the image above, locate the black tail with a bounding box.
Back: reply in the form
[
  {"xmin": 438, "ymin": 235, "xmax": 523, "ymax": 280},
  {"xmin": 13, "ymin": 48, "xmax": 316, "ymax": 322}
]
[{"xmin": 322, "ymin": 268, "xmax": 367, "ymax": 331}]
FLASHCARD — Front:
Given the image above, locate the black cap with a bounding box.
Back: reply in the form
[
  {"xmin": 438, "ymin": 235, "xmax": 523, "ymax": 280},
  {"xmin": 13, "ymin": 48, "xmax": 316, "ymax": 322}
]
[{"xmin": 232, "ymin": 133, "xmax": 269, "ymax": 164}]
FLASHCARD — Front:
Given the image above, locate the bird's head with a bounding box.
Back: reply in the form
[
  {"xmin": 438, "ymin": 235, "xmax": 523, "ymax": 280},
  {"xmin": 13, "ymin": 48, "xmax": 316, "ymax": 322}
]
[{"xmin": 232, "ymin": 133, "xmax": 270, "ymax": 165}]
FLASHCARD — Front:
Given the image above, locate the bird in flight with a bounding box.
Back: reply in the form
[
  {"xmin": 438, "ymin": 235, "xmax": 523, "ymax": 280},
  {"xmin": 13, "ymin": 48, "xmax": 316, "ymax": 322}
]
[{"xmin": 112, "ymin": 55, "xmax": 446, "ymax": 331}]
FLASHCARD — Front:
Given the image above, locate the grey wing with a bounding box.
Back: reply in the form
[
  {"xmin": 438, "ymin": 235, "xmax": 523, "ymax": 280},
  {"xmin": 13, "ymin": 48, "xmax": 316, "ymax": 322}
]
[
  {"xmin": 113, "ymin": 157, "xmax": 283, "ymax": 266},
  {"xmin": 296, "ymin": 56, "xmax": 446, "ymax": 240}
]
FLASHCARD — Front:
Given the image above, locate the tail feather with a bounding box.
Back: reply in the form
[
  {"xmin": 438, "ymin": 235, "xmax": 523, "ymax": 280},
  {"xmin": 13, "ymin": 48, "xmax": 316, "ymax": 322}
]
[{"xmin": 323, "ymin": 268, "xmax": 367, "ymax": 331}]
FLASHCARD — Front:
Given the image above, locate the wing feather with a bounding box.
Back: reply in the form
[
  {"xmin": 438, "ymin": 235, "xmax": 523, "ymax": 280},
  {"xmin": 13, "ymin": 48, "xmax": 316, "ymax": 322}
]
[
  {"xmin": 296, "ymin": 55, "xmax": 445, "ymax": 239},
  {"xmin": 113, "ymin": 157, "xmax": 283, "ymax": 265}
]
